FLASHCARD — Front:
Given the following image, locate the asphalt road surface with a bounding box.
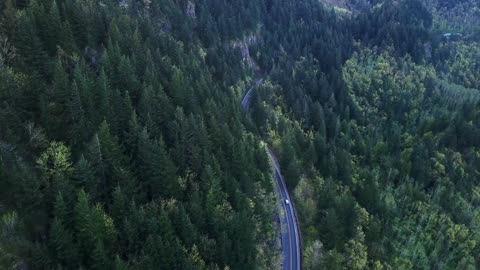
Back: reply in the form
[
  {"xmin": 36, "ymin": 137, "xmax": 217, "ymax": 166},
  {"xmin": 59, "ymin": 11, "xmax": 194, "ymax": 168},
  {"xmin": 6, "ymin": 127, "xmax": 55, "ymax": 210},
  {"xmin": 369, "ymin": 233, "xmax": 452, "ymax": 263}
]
[
  {"xmin": 241, "ymin": 79, "xmax": 263, "ymax": 111},
  {"xmin": 241, "ymin": 79, "xmax": 301, "ymax": 270},
  {"xmin": 267, "ymin": 149, "xmax": 301, "ymax": 270}
]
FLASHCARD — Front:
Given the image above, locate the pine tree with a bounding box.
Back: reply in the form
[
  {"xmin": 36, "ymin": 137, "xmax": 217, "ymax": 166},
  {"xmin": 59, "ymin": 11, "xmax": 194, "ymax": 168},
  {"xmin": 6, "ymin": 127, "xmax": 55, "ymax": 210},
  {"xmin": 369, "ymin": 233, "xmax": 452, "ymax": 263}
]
[
  {"xmin": 169, "ymin": 67, "xmax": 187, "ymax": 106},
  {"xmin": 114, "ymin": 255, "xmax": 129, "ymax": 270},
  {"xmin": 74, "ymin": 189, "xmax": 93, "ymax": 263},
  {"xmin": 138, "ymin": 128, "xmax": 179, "ymax": 199},
  {"xmin": 49, "ymin": 217, "xmax": 79, "ymax": 268},
  {"xmin": 96, "ymin": 69, "xmax": 111, "ymax": 126},
  {"xmin": 74, "ymin": 155, "xmax": 98, "ymax": 199},
  {"xmin": 92, "ymin": 240, "xmax": 110, "ymax": 270},
  {"xmin": 65, "ymin": 0, "xmax": 87, "ymax": 48},
  {"xmin": 0, "ymin": 0, "xmax": 17, "ymax": 39},
  {"xmin": 60, "ymin": 21, "xmax": 76, "ymax": 53},
  {"xmin": 123, "ymin": 110, "xmax": 140, "ymax": 155},
  {"xmin": 119, "ymin": 92, "xmax": 134, "ymax": 138},
  {"xmin": 46, "ymin": 58, "xmax": 70, "ymax": 139},
  {"xmin": 53, "ymin": 192, "xmax": 69, "ymax": 227},
  {"xmin": 108, "ymin": 88, "xmax": 123, "ymax": 136},
  {"xmin": 44, "ymin": 1, "xmax": 62, "ymax": 55},
  {"xmin": 86, "ymin": 133, "xmax": 107, "ymax": 193},
  {"xmin": 95, "ymin": 120, "xmax": 131, "ymax": 199},
  {"xmin": 118, "ymin": 57, "xmax": 140, "ymax": 101},
  {"xmin": 312, "ymin": 102, "xmax": 326, "ymax": 137},
  {"xmin": 111, "ymin": 185, "xmax": 127, "ymax": 224},
  {"xmin": 30, "ymin": 242, "xmax": 54, "ymax": 269},
  {"xmin": 68, "ymin": 81, "xmax": 87, "ymax": 147},
  {"xmin": 172, "ymin": 205, "xmax": 197, "ymax": 247},
  {"xmin": 14, "ymin": 11, "xmax": 50, "ymax": 77},
  {"xmin": 104, "ymin": 40, "xmax": 121, "ymax": 86}
]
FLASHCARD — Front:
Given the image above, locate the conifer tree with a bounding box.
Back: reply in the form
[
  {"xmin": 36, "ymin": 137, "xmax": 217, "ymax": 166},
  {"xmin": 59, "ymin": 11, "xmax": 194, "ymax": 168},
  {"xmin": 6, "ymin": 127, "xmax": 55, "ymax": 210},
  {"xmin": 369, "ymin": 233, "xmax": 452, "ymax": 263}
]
[
  {"xmin": 68, "ymin": 81, "xmax": 87, "ymax": 146},
  {"xmin": 49, "ymin": 217, "xmax": 78, "ymax": 268},
  {"xmin": 44, "ymin": 1, "xmax": 61, "ymax": 55}
]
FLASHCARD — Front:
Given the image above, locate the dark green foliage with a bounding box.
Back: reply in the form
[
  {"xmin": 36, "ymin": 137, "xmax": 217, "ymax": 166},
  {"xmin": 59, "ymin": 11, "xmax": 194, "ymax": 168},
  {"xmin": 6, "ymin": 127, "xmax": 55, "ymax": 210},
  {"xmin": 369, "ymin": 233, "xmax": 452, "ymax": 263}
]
[
  {"xmin": 49, "ymin": 217, "xmax": 78, "ymax": 268},
  {"xmin": 0, "ymin": 0, "xmax": 276, "ymax": 268},
  {"xmin": 353, "ymin": 0, "xmax": 433, "ymax": 60},
  {"xmin": 1, "ymin": 0, "xmax": 480, "ymax": 269}
]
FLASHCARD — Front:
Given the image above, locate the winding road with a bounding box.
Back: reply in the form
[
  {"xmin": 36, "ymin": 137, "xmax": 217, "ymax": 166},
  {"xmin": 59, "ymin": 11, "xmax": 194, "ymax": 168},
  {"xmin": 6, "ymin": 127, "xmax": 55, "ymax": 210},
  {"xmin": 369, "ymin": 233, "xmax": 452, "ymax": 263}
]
[
  {"xmin": 241, "ymin": 80, "xmax": 302, "ymax": 270},
  {"xmin": 241, "ymin": 79, "xmax": 263, "ymax": 112}
]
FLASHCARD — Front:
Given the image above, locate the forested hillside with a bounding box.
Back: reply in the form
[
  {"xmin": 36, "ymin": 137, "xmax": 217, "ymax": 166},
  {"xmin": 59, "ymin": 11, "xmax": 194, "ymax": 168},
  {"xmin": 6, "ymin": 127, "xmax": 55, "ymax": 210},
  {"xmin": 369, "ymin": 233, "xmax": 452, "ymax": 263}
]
[
  {"xmin": 249, "ymin": 0, "xmax": 480, "ymax": 268},
  {"xmin": 423, "ymin": 0, "xmax": 480, "ymax": 34},
  {"xmin": 1, "ymin": 0, "xmax": 480, "ymax": 269},
  {"xmin": 0, "ymin": 0, "xmax": 277, "ymax": 269}
]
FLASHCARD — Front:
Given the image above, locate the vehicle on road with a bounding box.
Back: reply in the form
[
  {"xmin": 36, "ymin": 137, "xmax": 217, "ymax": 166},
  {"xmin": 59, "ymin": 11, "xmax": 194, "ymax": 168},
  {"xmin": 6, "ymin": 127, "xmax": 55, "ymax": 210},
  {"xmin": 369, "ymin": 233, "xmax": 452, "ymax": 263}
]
[{"xmin": 285, "ymin": 199, "xmax": 290, "ymax": 205}]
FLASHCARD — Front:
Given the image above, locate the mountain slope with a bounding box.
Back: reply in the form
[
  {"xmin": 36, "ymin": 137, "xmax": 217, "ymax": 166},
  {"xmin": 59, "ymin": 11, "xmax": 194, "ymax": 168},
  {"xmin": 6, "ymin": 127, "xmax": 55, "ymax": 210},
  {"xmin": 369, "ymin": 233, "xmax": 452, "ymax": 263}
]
[{"xmin": 2, "ymin": 0, "xmax": 480, "ymax": 269}]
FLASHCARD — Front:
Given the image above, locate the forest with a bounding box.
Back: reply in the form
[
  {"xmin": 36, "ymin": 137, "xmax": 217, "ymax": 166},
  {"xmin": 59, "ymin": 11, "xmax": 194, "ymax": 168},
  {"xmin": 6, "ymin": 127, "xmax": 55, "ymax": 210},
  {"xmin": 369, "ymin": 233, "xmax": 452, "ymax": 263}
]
[{"xmin": 1, "ymin": 0, "xmax": 480, "ymax": 269}]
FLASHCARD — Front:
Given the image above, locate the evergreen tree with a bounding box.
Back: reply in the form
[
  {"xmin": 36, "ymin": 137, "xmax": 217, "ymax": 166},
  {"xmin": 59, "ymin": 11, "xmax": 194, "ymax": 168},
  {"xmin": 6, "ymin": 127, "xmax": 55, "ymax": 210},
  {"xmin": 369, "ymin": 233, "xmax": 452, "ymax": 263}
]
[
  {"xmin": 68, "ymin": 81, "xmax": 87, "ymax": 147},
  {"xmin": 43, "ymin": 1, "xmax": 62, "ymax": 55},
  {"xmin": 49, "ymin": 217, "xmax": 79, "ymax": 268},
  {"xmin": 75, "ymin": 189, "xmax": 93, "ymax": 263}
]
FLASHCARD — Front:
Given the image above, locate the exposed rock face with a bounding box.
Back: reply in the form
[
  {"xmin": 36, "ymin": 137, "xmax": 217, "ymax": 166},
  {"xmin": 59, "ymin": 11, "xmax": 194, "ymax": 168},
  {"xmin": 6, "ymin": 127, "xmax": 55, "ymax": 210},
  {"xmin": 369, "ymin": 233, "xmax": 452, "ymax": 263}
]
[
  {"xmin": 424, "ymin": 42, "xmax": 432, "ymax": 58},
  {"xmin": 320, "ymin": 0, "xmax": 372, "ymax": 14},
  {"xmin": 119, "ymin": 0, "xmax": 128, "ymax": 8},
  {"xmin": 232, "ymin": 34, "xmax": 259, "ymax": 70},
  {"xmin": 186, "ymin": 1, "xmax": 196, "ymax": 19}
]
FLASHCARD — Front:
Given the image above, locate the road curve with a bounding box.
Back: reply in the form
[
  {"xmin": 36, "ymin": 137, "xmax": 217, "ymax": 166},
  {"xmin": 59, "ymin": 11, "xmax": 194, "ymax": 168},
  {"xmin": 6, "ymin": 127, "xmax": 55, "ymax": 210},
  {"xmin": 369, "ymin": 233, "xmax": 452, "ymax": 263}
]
[
  {"xmin": 241, "ymin": 79, "xmax": 263, "ymax": 111},
  {"xmin": 241, "ymin": 79, "xmax": 302, "ymax": 270}
]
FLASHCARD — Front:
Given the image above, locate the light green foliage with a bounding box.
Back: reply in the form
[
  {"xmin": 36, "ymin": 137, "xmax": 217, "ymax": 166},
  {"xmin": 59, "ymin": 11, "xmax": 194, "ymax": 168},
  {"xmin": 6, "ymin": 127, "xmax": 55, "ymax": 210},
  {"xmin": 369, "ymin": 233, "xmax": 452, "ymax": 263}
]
[
  {"xmin": 345, "ymin": 228, "xmax": 368, "ymax": 270},
  {"xmin": 436, "ymin": 41, "xmax": 480, "ymax": 90},
  {"xmin": 263, "ymin": 39, "xmax": 480, "ymax": 269},
  {"xmin": 36, "ymin": 142, "xmax": 74, "ymax": 204},
  {"xmin": 37, "ymin": 142, "xmax": 73, "ymax": 181},
  {"xmin": 303, "ymin": 240, "xmax": 323, "ymax": 269},
  {"xmin": 343, "ymin": 49, "xmax": 435, "ymax": 124}
]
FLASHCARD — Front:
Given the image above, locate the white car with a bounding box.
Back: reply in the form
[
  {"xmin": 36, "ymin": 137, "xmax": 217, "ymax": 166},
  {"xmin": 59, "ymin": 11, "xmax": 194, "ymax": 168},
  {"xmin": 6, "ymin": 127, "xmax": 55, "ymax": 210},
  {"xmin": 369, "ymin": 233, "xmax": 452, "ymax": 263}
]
[{"xmin": 285, "ymin": 199, "xmax": 290, "ymax": 205}]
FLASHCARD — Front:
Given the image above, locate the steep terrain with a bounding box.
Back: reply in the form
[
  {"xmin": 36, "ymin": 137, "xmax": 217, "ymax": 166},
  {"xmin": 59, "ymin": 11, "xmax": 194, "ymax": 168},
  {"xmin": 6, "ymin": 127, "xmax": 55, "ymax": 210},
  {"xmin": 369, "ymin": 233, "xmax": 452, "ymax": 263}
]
[
  {"xmin": 322, "ymin": 0, "xmax": 480, "ymax": 36},
  {"xmin": 2, "ymin": 0, "xmax": 480, "ymax": 269}
]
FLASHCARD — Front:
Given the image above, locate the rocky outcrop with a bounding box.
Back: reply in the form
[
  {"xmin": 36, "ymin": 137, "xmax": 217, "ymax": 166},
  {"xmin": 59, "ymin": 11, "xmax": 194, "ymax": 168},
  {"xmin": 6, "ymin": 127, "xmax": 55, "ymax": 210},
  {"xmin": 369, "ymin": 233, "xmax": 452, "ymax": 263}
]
[
  {"xmin": 320, "ymin": 0, "xmax": 372, "ymax": 14},
  {"xmin": 232, "ymin": 33, "xmax": 259, "ymax": 70},
  {"xmin": 186, "ymin": 1, "xmax": 196, "ymax": 19}
]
